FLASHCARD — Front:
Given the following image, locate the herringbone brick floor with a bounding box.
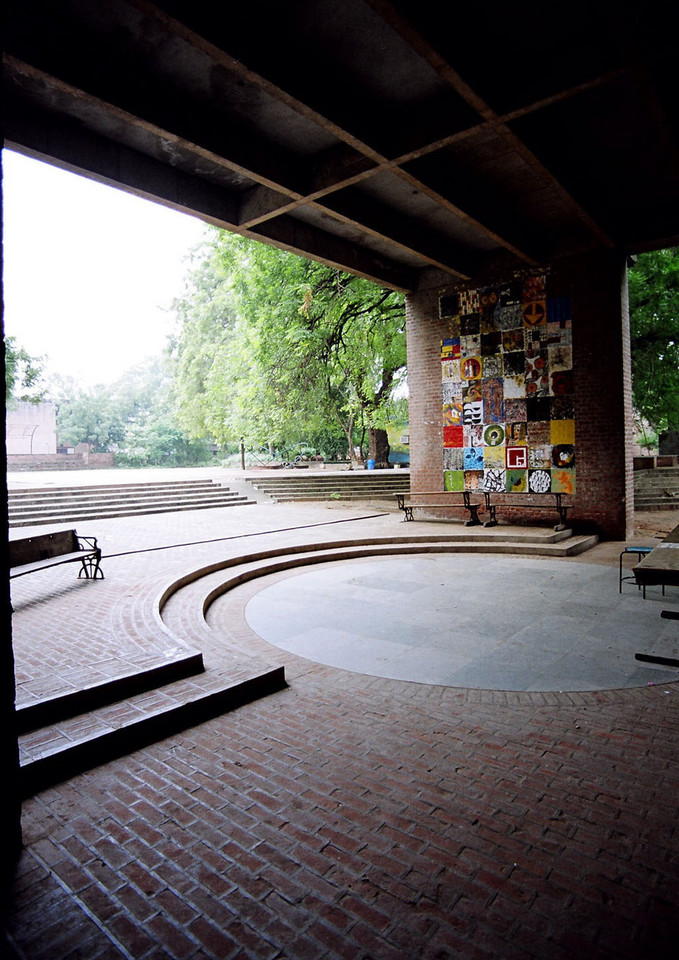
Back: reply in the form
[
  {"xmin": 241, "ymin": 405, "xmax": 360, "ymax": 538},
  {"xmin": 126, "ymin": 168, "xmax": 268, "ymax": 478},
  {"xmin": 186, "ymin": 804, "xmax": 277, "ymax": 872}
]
[{"xmin": 5, "ymin": 486, "xmax": 679, "ymax": 960}]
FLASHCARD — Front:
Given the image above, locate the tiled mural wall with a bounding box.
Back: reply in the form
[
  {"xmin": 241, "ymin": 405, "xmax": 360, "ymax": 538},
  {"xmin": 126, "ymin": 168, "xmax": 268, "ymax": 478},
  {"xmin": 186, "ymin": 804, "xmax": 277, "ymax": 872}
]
[{"xmin": 439, "ymin": 274, "xmax": 575, "ymax": 496}]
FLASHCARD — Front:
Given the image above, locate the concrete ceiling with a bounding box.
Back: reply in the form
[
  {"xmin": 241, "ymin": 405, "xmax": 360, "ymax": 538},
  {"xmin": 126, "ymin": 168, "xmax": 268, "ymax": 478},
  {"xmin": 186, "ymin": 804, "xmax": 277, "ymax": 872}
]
[{"xmin": 3, "ymin": 0, "xmax": 679, "ymax": 292}]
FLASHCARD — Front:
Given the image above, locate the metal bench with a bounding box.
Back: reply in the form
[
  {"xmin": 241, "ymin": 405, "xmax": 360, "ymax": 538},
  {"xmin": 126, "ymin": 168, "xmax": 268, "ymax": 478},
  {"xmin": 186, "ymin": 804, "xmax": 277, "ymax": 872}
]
[
  {"xmin": 483, "ymin": 492, "xmax": 572, "ymax": 531},
  {"xmin": 10, "ymin": 530, "xmax": 104, "ymax": 581},
  {"xmin": 395, "ymin": 491, "xmax": 484, "ymax": 525}
]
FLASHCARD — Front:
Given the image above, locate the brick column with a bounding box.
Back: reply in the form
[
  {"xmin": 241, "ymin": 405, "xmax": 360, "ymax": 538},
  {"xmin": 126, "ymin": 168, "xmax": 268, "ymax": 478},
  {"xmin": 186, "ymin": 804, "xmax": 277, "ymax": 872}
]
[
  {"xmin": 406, "ymin": 250, "xmax": 633, "ymax": 540},
  {"xmin": 558, "ymin": 251, "xmax": 634, "ymax": 540}
]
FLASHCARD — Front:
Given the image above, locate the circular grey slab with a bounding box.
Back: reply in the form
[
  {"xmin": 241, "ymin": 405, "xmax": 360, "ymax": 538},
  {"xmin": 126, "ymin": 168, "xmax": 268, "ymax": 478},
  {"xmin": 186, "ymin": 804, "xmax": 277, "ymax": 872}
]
[{"xmin": 243, "ymin": 554, "xmax": 679, "ymax": 691}]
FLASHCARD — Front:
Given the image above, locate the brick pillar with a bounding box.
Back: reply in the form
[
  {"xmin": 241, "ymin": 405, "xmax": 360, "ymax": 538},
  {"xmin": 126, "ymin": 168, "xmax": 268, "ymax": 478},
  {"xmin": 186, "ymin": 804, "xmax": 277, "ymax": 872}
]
[
  {"xmin": 406, "ymin": 250, "xmax": 633, "ymax": 540},
  {"xmin": 559, "ymin": 251, "xmax": 634, "ymax": 540},
  {"xmin": 405, "ymin": 288, "xmax": 445, "ymax": 492}
]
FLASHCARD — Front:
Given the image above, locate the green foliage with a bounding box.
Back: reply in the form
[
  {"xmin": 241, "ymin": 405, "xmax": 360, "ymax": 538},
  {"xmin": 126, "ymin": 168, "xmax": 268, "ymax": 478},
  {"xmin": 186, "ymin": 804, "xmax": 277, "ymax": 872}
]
[
  {"xmin": 629, "ymin": 248, "xmax": 679, "ymax": 432},
  {"xmin": 5, "ymin": 336, "xmax": 46, "ymax": 403},
  {"xmin": 52, "ymin": 358, "xmax": 215, "ymax": 466},
  {"xmin": 171, "ymin": 231, "xmax": 406, "ymax": 460}
]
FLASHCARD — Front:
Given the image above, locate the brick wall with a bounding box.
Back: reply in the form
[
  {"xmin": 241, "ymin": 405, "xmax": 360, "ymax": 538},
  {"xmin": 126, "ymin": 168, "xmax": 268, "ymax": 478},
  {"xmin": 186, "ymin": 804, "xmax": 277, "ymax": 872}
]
[
  {"xmin": 7, "ymin": 452, "xmax": 115, "ymax": 471},
  {"xmin": 406, "ymin": 252, "xmax": 632, "ymax": 540}
]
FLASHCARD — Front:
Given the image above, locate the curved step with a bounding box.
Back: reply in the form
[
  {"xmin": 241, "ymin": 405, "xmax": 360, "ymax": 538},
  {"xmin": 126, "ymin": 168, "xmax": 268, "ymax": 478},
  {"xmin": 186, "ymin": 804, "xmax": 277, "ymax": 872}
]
[{"xmin": 157, "ymin": 532, "xmax": 600, "ymax": 650}]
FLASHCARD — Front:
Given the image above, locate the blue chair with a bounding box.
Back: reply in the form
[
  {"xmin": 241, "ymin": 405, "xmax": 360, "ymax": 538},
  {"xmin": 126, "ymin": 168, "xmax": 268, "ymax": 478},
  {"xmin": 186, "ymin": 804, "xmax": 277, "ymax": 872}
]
[{"xmin": 619, "ymin": 546, "xmax": 656, "ymax": 598}]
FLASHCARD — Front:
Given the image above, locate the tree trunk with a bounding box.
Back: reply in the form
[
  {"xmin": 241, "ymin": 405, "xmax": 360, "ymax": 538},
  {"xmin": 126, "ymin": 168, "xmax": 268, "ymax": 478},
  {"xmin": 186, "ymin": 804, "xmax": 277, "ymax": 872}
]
[{"xmin": 368, "ymin": 427, "xmax": 390, "ymax": 467}]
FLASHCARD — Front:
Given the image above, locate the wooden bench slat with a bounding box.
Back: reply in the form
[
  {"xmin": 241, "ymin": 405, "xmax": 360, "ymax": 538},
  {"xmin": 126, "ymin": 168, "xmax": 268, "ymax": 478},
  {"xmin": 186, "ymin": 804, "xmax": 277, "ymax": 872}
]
[{"xmin": 9, "ymin": 529, "xmax": 103, "ymax": 580}]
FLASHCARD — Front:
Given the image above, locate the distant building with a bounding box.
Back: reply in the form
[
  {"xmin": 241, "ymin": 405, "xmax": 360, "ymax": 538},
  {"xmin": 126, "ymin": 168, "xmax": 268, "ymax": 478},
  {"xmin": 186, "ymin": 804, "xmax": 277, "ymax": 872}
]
[{"xmin": 5, "ymin": 400, "xmax": 57, "ymax": 455}]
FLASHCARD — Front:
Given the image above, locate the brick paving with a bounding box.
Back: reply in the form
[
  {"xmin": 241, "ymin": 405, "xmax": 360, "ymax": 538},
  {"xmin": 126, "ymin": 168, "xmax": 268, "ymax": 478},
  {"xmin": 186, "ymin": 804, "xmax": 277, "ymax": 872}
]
[{"xmin": 5, "ymin": 487, "xmax": 679, "ymax": 960}]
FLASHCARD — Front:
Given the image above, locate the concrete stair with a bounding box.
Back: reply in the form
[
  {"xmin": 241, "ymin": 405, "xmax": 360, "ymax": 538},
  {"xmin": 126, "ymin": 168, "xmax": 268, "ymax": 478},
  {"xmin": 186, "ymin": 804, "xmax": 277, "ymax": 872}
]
[
  {"xmin": 8, "ymin": 479, "xmax": 257, "ymax": 527},
  {"xmin": 244, "ymin": 469, "xmax": 410, "ymax": 502},
  {"xmin": 634, "ymin": 467, "xmax": 679, "ymax": 511}
]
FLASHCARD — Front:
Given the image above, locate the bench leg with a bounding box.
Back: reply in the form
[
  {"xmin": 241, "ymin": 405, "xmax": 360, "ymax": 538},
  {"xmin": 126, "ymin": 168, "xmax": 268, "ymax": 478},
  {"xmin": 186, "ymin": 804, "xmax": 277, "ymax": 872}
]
[
  {"xmin": 404, "ymin": 507, "xmax": 414, "ymax": 522},
  {"xmin": 465, "ymin": 506, "xmax": 482, "ymax": 526},
  {"xmin": 483, "ymin": 506, "xmax": 497, "ymax": 528},
  {"xmin": 79, "ymin": 557, "xmax": 104, "ymax": 579}
]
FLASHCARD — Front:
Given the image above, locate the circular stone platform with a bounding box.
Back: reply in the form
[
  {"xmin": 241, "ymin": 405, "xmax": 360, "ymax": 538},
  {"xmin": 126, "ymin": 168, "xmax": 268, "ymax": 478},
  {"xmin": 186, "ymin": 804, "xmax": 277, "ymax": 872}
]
[{"xmin": 244, "ymin": 554, "xmax": 679, "ymax": 691}]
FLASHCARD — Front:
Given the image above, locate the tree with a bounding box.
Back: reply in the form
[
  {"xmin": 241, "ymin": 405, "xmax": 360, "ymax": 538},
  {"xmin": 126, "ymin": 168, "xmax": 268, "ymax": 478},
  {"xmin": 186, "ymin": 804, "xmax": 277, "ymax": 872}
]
[
  {"xmin": 171, "ymin": 231, "xmax": 406, "ymax": 464},
  {"xmin": 51, "ymin": 358, "xmax": 215, "ymax": 465},
  {"xmin": 628, "ymin": 248, "xmax": 679, "ymax": 434},
  {"xmin": 4, "ymin": 336, "xmax": 46, "ymax": 403}
]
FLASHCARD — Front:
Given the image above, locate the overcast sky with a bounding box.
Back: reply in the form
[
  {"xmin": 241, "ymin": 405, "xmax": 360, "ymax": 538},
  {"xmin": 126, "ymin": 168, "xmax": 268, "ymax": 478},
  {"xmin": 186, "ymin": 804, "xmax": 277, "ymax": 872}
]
[{"xmin": 2, "ymin": 148, "xmax": 208, "ymax": 387}]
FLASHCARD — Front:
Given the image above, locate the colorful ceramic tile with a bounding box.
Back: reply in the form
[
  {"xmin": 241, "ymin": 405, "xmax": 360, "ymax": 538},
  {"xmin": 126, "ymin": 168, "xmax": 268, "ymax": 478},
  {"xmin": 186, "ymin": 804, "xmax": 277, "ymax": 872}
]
[
  {"xmin": 502, "ymin": 329, "xmax": 524, "ymax": 352},
  {"xmin": 503, "ymin": 375, "xmax": 526, "ymax": 398},
  {"xmin": 443, "ymin": 447, "xmax": 464, "ymax": 470},
  {"xmin": 551, "ymin": 469, "xmax": 576, "ymax": 495},
  {"xmin": 481, "ymin": 332, "xmax": 502, "ymax": 356},
  {"xmin": 441, "ymin": 358, "xmax": 461, "ymax": 383},
  {"xmin": 552, "ymin": 444, "xmax": 575, "ymax": 469},
  {"xmin": 550, "ymin": 396, "xmax": 574, "ymax": 420},
  {"xmin": 464, "ymin": 470, "xmax": 484, "ymax": 490},
  {"xmin": 550, "ymin": 370, "xmax": 573, "ymax": 396},
  {"xmin": 528, "ymin": 469, "xmax": 551, "ymax": 493},
  {"xmin": 525, "ymin": 350, "xmax": 550, "ymax": 397},
  {"xmin": 499, "ymin": 281, "xmax": 522, "ymax": 307},
  {"xmin": 550, "ymin": 419, "xmax": 575, "ymax": 445},
  {"xmin": 523, "ymin": 300, "xmax": 547, "ymax": 327},
  {"xmin": 527, "ymin": 420, "xmax": 551, "ymax": 444},
  {"xmin": 506, "ymin": 446, "xmax": 528, "ymax": 470},
  {"xmin": 441, "ymin": 340, "xmax": 461, "ymax": 363},
  {"xmin": 526, "ymin": 398, "xmax": 551, "ymax": 421},
  {"xmin": 444, "ymin": 469, "xmax": 465, "ymax": 491},
  {"xmin": 482, "ymin": 354, "xmax": 503, "ymax": 378},
  {"xmin": 461, "ymin": 355, "xmax": 483, "ymax": 381},
  {"xmin": 458, "ymin": 289, "xmax": 480, "ymax": 316},
  {"xmin": 482, "ymin": 378, "xmax": 504, "ymax": 422},
  {"xmin": 547, "ymin": 320, "xmax": 572, "ymax": 345},
  {"xmin": 504, "ymin": 398, "xmax": 527, "ymax": 421},
  {"xmin": 461, "ymin": 314, "xmax": 481, "ymax": 335},
  {"xmin": 442, "ymin": 402, "xmax": 462, "ymax": 426},
  {"xmin": 483, "ymin": 422, "xmax": 505, "ymax": 446},
  {"xmin": 483, "ymin": 468, "xmax": 506, "ymax": 493},
  {"xmin": 547, "ymin": 295, "xmax": 572, "ymax": 324},
  {"xmin": 462, "ymin": 400, "xmax": 483, "ymax": 426},
  {"xmin": 460, "ymin": 334, "xmax": 481, "ymax": 357},
  {"xmin": 499, "ymin": 303, "xmax": 523, "ymax": 329},
  {"xmin": 443, "ymin": 424, "xmax": 464, "ymax": 448},
  {"xmin": 523, "ymin": 275, "xmax": 547, "ymax": 301},
  {"xmin": 528, "ymin": 445, "xmax": 552, "ymax": 470},
  {"xmin": 506, "ymin": 421, "xmax": 527, "ymax": 445},
  {"xmin": 502, "ymin": 351, "xmax": 525, "ymax": 377},
  {"xmin": 464, "ymin": 423, "xmax": 484, "ymax": 447},
  {"xmin": 506, "ymin": 470, "xmax": 528, "ymax": 492},
  {"xmin": 484, "ymin": 446, "xmax": 505, "ymax": 470},
  {"xmin": 439, "ymin": 295, "xmax": 459, "ymax": 318},
  {"xmin": 442, "ymin": 382, "xmax": 458, "ymax": 405},
  {"xmin": 548, "ymin": 344, "xmax": 572, "ymax": 372},
  {"xmin": 464, "ymin": 447, "xmax": 484, "ymax": 471}
]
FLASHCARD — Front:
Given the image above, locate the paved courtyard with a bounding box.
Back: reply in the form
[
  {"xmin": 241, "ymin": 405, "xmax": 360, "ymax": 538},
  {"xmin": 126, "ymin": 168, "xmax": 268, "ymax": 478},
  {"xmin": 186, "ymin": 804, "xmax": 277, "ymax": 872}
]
[{"xmin": 4, "ymin": 471, "xmax": 679, "ymax": 959}]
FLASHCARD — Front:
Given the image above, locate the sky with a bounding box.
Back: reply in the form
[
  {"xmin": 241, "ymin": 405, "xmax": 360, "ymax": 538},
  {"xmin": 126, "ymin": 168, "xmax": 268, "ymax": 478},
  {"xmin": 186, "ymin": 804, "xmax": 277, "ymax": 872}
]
[{"xmin": 2, "ymin": 148, "xmax": 208, "ymax": 388}]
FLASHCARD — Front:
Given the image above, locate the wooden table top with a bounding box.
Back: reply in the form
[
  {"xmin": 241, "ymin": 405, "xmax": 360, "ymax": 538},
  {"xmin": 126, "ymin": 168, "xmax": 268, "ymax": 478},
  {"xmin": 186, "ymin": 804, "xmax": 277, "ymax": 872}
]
[{"xmin": 634, "ymin": 523, "xmax": 679, "ymax": 586}]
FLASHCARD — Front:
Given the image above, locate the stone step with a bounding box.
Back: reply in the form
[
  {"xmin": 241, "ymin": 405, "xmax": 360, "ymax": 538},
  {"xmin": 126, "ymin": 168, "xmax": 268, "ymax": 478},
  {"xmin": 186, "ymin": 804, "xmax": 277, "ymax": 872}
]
[
  {"xmin": 245, "ymin": 473, "xmax": 410, "ymax": 502},
  {"xmin": 18, "ymin": 665, "xmax": 286, "ymax": 798},
  {"xmin": 9, "ymin": 491, "xmax": 247, "ymax": 512},
  {"xmin": 16, "ymin": 651, "xmax": 206, "ymax": 733},
  {"xmin": 8, "ymin": 479, "xmax": 227, "ymax": 500},
  {"xmin": 8, "ymin": 481, "xmax": 257, "ymax": 526},
  {"xmin": 158, "ymin": 531, "xmax": 600, "ymax": 646}
]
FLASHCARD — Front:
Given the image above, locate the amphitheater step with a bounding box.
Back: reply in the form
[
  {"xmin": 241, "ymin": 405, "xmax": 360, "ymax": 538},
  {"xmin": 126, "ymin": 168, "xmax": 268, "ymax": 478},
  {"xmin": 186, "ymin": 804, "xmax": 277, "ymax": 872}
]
[
  {"xmin": 8, "ymin": 479, "xmax": 257, "ymax": 526},
  {"xmin": 244, "ymin": 470, "xmax": 410, "ymax": 502},
  {"xmin": 18, "ymin": 664, "xmax": 286, "ymax": 798}
]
